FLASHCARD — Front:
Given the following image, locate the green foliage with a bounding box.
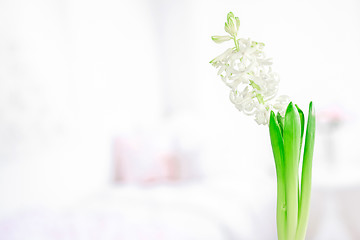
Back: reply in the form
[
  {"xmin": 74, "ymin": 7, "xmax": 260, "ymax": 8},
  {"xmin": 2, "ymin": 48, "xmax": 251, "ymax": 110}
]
[
  {"xmin": 276, "ymin": 112, "xmax": 284, "ymax": 136},
  {"xmin": 269, "ymin": 111, "xmax": 286, "ymax": 240},
  {"xmin": 269, "ymin": 102, "xmax": 316, "ymax": 240},
  {"xmin": 296, "ymin": 102, "xmax": 315, "ymax": 240}
]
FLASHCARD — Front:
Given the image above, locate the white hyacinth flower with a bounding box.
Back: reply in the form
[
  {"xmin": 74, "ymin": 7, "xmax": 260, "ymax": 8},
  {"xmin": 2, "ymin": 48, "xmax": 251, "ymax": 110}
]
[{"xmin": 210, "ymin": 12, "xmax": 290, "ymax": 125}]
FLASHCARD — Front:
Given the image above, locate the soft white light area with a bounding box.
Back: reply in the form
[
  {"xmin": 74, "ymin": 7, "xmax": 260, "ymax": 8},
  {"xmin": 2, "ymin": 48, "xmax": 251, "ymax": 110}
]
[
  {"xmin": 0, "ymin": 0, "xmax": 360, "ymax": 239},
  {"xmin": 0, "ymin": 0, "xmax": 160, "ymax": 212}
]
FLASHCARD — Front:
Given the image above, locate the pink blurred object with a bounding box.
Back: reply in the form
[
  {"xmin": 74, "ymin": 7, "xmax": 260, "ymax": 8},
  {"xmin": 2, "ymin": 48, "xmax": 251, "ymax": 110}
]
[
  {"xmin": 112, "ymin": 132, "xmax": 194, "ymax": 185},
  {"xmin": 317, "ymin": 104, "xmax": 351, "ymax": 126}
]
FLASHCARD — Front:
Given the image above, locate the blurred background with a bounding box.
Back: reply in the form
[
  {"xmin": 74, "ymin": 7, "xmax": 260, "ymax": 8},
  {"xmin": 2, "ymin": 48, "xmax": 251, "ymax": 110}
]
[{"xmin": 0, "ymin": 0, "xmax": 360, "ymax": 239}]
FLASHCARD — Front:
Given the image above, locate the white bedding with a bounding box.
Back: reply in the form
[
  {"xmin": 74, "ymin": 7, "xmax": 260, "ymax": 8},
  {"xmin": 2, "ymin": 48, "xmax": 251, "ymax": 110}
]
[{"xmin": 0, "ymin": 181, "xmax": 276, "ymax": 240}]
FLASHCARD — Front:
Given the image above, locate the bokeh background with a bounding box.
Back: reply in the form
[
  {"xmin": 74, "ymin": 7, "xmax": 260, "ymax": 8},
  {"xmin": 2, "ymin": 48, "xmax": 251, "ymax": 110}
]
[{"xmin": 0, "ymin": 0, "xmax": 360, "ymax": 239}]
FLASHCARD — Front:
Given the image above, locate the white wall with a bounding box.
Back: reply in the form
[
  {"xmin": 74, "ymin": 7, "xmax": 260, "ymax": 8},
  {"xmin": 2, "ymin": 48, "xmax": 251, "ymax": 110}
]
[
  {"xmin": 0, "ymin": 0, "xmax": 360, "ymax": 215},
  {"xmin": 0, "ymin": 0, "xmax": 161, "ymax": 212}
]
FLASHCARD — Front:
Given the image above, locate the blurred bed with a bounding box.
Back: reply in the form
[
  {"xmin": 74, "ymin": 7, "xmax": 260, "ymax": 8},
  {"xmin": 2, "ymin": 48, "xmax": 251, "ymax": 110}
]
[
  {"xmin": 1, "ymin": 120, "xmax": 360, "ymax": 240},
  {"xmin": 0, "ymin": 181, "xmax": 273, "ymax": 240}
]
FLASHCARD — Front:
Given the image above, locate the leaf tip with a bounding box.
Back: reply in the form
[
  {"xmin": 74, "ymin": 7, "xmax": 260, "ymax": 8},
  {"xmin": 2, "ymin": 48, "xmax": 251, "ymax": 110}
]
[
  {"xmin": 285, "ymin": 101, "xmax": 295, "ymax": 115},
  {"xmin": 270, "ymin": 110, "xmax": 275, "ymax": 118},
  {"xmin": 309, "ymin": 101, "xmax": 315, "ymax": 117}
]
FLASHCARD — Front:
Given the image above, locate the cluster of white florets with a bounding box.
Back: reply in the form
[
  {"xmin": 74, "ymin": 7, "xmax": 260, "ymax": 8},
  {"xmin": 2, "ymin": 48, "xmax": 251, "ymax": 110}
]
[{"xmin": 210, "ymin": 12, "xmax": 289, "ymax": 125}]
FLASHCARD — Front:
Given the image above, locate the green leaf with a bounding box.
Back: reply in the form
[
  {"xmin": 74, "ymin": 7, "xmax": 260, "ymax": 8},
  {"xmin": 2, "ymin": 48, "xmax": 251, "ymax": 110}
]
[
  {"xmin": 269, "ymin": 111, "xmax": 285, "ymax": 184},
  {"xmin": 294, "ymin": 105, "xmax": 304, "ymax": 219},
  {"xmin": 283, "ymin": 102, "xmax": 301, "ymax": 240},
  {"xmin": 276, "ymin": 112, "xmax": 284, "ymax": 136},
  {"xmin": 295, "ymin": 104, "xmax": 305, "ymax": 152},
  {"xmin": 269, "ymin": 111, "xmax": 286, "ymax": 240},
  {"xmin": 296, "ymin": 102, "xmax": 316, "ymax": 240}
]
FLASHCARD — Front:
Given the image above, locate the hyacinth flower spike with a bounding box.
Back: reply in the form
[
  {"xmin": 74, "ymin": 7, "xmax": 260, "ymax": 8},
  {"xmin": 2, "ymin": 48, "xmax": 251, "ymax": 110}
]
[{"xmin": 211, "ymin": 12, "xmax": 315, "ymax": 240}]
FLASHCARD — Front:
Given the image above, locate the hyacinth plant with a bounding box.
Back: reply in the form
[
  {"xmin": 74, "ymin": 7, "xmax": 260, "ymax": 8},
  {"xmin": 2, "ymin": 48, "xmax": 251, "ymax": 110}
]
[{"xmin": 210, "ymin": 12, "xmax": 316, "ymax": 240}]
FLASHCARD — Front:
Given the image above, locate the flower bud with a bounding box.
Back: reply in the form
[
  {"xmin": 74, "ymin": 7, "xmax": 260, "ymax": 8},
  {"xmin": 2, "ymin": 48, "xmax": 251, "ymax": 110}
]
[
  {"xmin": 224, "ymin": 12, "xmax": 238, "ymax": 36},
  {"xmin": 211, "ymin": 35, "xmax": 232, "ymax": 44}
]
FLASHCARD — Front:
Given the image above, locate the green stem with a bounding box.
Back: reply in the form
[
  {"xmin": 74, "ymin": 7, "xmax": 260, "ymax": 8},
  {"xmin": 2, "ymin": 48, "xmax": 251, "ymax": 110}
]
[{"xmin": 233, "ymin": 37, "xmax": 240, "ymax": 52}]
